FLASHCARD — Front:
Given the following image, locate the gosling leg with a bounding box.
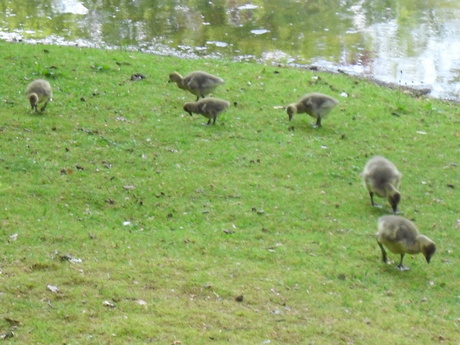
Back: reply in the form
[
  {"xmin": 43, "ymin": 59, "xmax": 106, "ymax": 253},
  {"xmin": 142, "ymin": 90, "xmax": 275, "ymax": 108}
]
[
  {"xmin": 369, "ymin": 192, "xmax": 376, "ymax": 206},
  {"xmin": 377, "ymin": 242, "xmax": 388, "ymax": 264},
  {"xmin": 397, "ymin": 254, "xmax": 409, "ymax": 271},
  {"xmin": 40, "ymin": 101, "xmax": 49, "ymax": 112},
  {"xmin": 315, "ymin": 117, "xmax": 322, "ymax": 128},
  {"xmin": 369, "ymin": 192, "xmax": 382, "ymax": 208}
]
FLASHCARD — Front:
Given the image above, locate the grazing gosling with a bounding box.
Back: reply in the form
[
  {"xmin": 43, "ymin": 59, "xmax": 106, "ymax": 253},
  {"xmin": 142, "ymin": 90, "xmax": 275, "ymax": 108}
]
[
  {"xmin": 26, "ymin": 79, "xmax": 52, "ymax": 113},
  {"xmin": 183, "ymin": 98, "xmax": 230, "ymax": 125},
  {"xmin": 286, "ymin": 93, "xmax": 338, "ymax": 127},
  {"xmin": 362, "ymin": 155, "xmax": 402, "ymax": 213},
  {"xmin": 169, "ymin": 71, "xmax": 224, "ymax": 101},
  {"xmin": 376, "ymin": 215, "xmax": 436, "ymax": 271}
]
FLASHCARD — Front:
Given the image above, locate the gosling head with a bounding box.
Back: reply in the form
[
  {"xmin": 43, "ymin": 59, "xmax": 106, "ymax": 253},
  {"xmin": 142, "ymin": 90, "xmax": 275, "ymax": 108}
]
[
  {"xmin": 29, "ymin": 93, "xmax": 38, "ymax": 111},
  {"xmin": 168, "ymin": 72, "xmax": 181, "ymax": 84},
  {"xmin": 420, "ymin": 238, "xmax": 436, "ymax": 264},
  {"xmin": 286, "ymin": 105, "xmax": 296, "ymax": 121},
  {"xmin": 389, "ymin": 192, "xmax": 401, "ymax": 213},
  {"xmin": 183, "ymin": 103, "xmax": 193, "ymax": 116}
]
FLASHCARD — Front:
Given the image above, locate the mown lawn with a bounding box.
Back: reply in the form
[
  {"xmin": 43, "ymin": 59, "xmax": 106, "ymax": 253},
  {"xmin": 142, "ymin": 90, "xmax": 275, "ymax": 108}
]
[{"xmin": 0, "ymin": 41, "xmax": 459, "ymax": 344}]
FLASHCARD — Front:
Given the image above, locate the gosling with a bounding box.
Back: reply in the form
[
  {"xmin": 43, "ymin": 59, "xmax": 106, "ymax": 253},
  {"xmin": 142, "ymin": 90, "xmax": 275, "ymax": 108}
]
[
  {"xmin": 376, "ymin": 215, "xmax": 436, "ymax": 271},
  {"xmin": 362, "ymin": 155, "xmax": 402, "ymax": 213},
  {"xmin": 26, "ymin": 79, "xmax": 52, "ymax": 113},
  {"xmin": 183, "ymin": 98, "xmax": 230, "ymax": 125},
  {"xmin": 286, "ymin": 93, "xmax": 338, "ymax": 127},
  {"xmin": 169, "ymin": 71, "xmax": 224, "ymax": 101}
]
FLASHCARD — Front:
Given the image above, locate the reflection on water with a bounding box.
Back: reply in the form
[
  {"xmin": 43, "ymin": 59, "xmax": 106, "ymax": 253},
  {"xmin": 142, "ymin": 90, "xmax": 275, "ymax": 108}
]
[
  {"xmin": 1, "ymin": 0, "xmax": 459, "ymax": 100},
  {"xmin": 53, "ymin": 0, "xmax": 88, "ymax": 15}
]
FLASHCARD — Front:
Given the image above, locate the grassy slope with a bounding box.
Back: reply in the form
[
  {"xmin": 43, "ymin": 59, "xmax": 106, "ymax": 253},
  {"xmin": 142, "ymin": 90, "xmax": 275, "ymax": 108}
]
[{"xmin": 0, "ymin": 41, "xmax": 459, "ymax": 344}]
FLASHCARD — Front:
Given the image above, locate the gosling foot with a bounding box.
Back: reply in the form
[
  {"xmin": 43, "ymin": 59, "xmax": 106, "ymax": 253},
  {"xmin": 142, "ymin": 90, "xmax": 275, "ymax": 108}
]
[
  {"xmin": 312, "ymin": 119, "xmax": 322, "ymax": 128},
  {"xmin": 397, "ymin": 265, "xmax": 410, "ymax": 271}
]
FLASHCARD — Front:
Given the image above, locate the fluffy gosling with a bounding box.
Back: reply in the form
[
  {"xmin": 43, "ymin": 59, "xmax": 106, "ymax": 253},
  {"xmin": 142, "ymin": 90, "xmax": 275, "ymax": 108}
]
[
  {"xmin": 286, "ymin": 93, "xmax": 338, "ymax": 127},
  {"xmin": 169, "ymin": 71, "xmax": 224, "ymax": 101},
  {"xmin": 362, "ymin": 155, "xmax": 402, "ymax": 213},
  {"xmin": 183, "ymin": 98, "xmax": 230, "ymax": 125},
  {"xmin": 26, "ymin": 79, "xmax": 52, "ymax": 113},
  {"xmin": 376, "ymin": 215, "xmax": 436, "ymax": 271}
]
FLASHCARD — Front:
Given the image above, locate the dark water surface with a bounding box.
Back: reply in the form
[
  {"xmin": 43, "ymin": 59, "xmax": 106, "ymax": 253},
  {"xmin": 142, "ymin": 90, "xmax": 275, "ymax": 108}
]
[{"xmin": 1, "ymin": 0, "xmax": 460, "ymax": 100}]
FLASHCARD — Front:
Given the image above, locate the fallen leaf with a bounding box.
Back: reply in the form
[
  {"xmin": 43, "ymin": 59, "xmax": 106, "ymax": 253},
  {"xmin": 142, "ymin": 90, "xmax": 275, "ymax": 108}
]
[
  {"xmin": 136, "ymin": 299, "xmax": 147, "ymax": 306},
  {"xmin": 0, "ymin": 331, "xmax": 14, "ymax": 339},
  {"xmin": 235, "ymin": 295, "xmax": 244, "ymax": 302},
  {"xmin": 103, "ymin": 300, "xmax": 116, "ymax": 308},
  {"xmin": 47, "ymin": 284, "xmax": 59, "ymax": 293},
  {"xmin": 4, "ymin": 318, "xmax": 21, "ymax": 326},
  {"xmin": 165, "ymin": 148, "xmax": 178, "ymax": 153},
  {"xmin": 60, "ymin": 168, "xmax": 73, "ymax": 175},
  {"xmin": 130, "ymin": 73, "xmax": 146, "ymax": 81},
  {"xmin": 60, "ymin": 254, "xmax": 83, "ymax": 263}
]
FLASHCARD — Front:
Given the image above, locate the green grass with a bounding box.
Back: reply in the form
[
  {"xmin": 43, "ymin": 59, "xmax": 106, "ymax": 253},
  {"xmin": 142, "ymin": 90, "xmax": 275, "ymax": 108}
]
[{"xmin": 0, "ymin": 40, "xmax": 459, "ymax": 344}]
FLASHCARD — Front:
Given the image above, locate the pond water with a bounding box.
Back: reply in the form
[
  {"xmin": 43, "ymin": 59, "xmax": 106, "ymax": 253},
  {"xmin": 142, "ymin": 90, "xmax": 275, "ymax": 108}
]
[{"xmin": 1, "ymin": 0, "xmax": 460, "ymax": 101}]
